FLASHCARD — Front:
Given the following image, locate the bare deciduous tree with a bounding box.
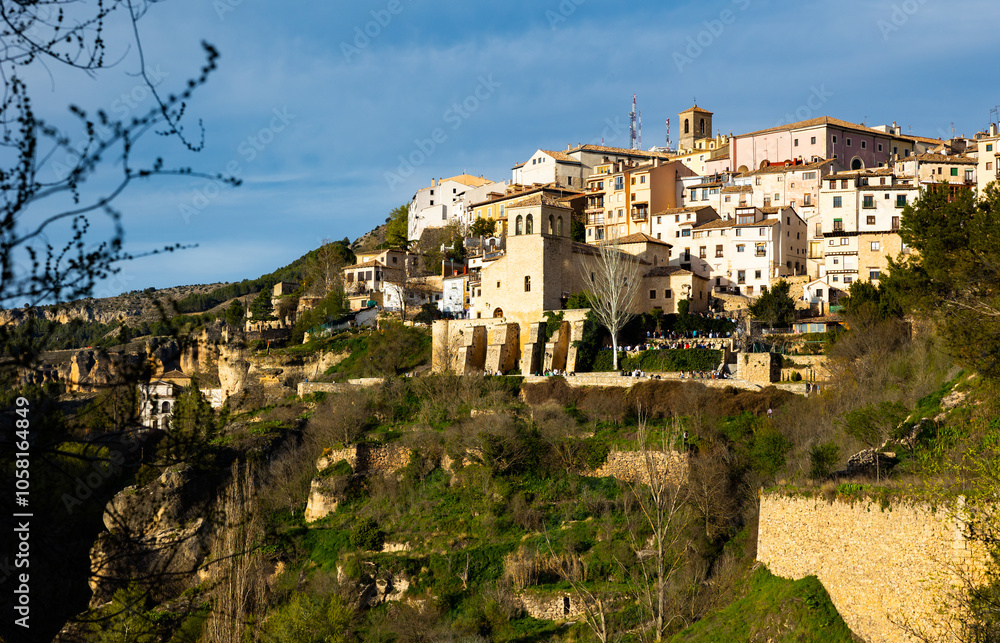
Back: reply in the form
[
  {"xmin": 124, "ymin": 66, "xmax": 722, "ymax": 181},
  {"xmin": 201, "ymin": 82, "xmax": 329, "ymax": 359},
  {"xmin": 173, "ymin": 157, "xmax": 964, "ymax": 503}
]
[
  {"xmin": 581, "ymin": 232, "xmax": 642, "ymax": 371},
  {"xmin": 621, "ymin": 416, "xmax": 692, "ymax": 642}
]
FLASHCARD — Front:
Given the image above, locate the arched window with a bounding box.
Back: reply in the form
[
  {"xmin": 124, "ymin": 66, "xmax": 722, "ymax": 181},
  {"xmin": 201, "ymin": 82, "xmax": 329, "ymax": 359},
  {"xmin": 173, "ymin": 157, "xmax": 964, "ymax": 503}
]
[
  {"xmin": 161, "ymin": 401, "xmax": 170, "ymax": 413},
  {"xmin": 699, "ymin": 118, "xmax": 705, "ymax": 135},
  {"xmin": 557, "ymin": 216, "xmax": 563, "ymax": 236},
  {"xmin": 548, "ymin": 215, "xmax": 555, "ymax": 234},
  {"xmin": 524, "ymin": 275, "xmax": 531, "ymax": 292},
  {"xmin": 684, "ymin": 119, "xmax": 690, "ymax": 134},
  {"xmin": 525, "ymin": 214, "xmax": 534, "ymax": 234},
  {"xmin": 515, "ymin": 215, "xmax": 523, "ymax": 235}
]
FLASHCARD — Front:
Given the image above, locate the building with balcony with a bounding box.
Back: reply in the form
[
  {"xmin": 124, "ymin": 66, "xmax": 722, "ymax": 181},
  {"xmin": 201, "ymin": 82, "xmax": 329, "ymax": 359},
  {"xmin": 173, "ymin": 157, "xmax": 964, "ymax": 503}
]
[
  {"xmin": 583, "ymin": 158, "xmax": 694, "ymax": 243},
  {"xmin": 894, "ymin": 153, "xmax": 977, "ymax": 200},
  {"xmin": 818, "ymin": 169, "xmax": 918, "ymax": 289},
  {"xmin": 691, "ymin": 205, "xmax": 807, "ymax": 296},
  {"xmin": 407, "ymin": 174, "xmax": 502, "ymax": 241}
]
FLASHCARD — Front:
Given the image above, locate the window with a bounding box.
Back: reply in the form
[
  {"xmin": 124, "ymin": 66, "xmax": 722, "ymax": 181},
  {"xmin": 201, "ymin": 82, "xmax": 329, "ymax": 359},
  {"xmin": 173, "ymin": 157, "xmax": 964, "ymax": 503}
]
[
  {"xmin": 840, "ymin": 237, "xmax": 849, "ymax": 245},
  {"xmin": 525, "ymin": 214, "xmax": 533, "ymax": 234},
  {"xmin": 804, "ymin": 193, "xmax": 812, "ymax": 206},
  {"xmin": 870, "ymin": 269, "xmax": 881, "ymax": 280},
  {"xmin": 966, "ymin": 170, "xmax": 974, "ymax": 182},
  {"xmin": 641, "ymin": 175, "xmax": 646, "ymax": 184},
  {"xmin": 811, "ymin": 136, "xmax": 817, "ymax": 144},
  {"xmin": 736, "ymin": 228, "xmax": 742, "ymax": 236},
  {"xmin": 896, "ymin": 194, "xmax": 907, "ymax": 207},
  {"xmin": 988, "ymin": 162, "xmax": 994, "ymax": 171},
  {"xmin": 737, "ymin": 270, "xmax": 746, "ymax": 283},
  {"xmin": 861, "ymin": 141, "xmax": 866, "ymax": 149},
  {"xmin": 524, "ymin": 276, "xmax": 530, "ymax": 292},
  {"xmin": 515, "ymin": 215, "xmax": 523, "ymax": 235},
  {"xmin": 833, "ymin": 196, "xmax": 843, "ymax": 208},
  {"xmin": 675, "ymin": 214, "xmax": 681, "ymax": 222},
  {"xmin": 736, "ymin": 244, "xmax": 745, "ymax": 252},
  {"xmin": 755, "ymin": 244, "xmax": 766, "ymax": 257},
  {"xmin": 759, "ymin": 227, "xmax": 766, "ymax": 236},
  {"xmin": 988, "ymin": 144, "xmax": 994, "ymax": 152},
  {"xmin": 496, "ymin": 281, "xmax": 501, "ymax": 289},
  {"xmin": 950, "ymin": 167, "xmax": 958, "ymax": 176},
  {"xmin": 699, "ymin": 246, "xmax": 707, "ymax": 258},
  {"xmin": 841, "ymin": 180, "xmax": 848, "ymax": 189},
  {"xmin": 664, "ymin": 289, "xmax": 672, "ymax": 299},
  {"xmin": 614, "ymin": 177, "xmax": 624, "ymax": 190},
  {"xmin": 716, "ymin": 244, "xmax": 724, "ymax": 257},
  {"xmin": 863, "ymin": 195, "xmax": 874, "ymax": 209},
  {"xmin": 816, "ymin": 222, "xmax": 822, "ymax": 236},
  {"xmin": 846, "ymin": 138, "xmax": 852, "ymax": 146},
  {"xmin": 867, "ymin": 215, "xmax": 876, "ymax": 225},
  {"xmin": 587, "ymin": 228, "xmax": 592, "ymax": 237},
  {"xmin": 649, "ymin": 289, "xmax": 657, "ymax": 299},
  {"xmin": 833, "ymin": 135, "xmax": 837, "ymax": 144},
  {"xmin": 702, "ymin": 189, "xmax": 708, "ymax": 200},
  {"xmin": 892, "ymin": 216, "xmax": 900, "ymax": 230},
  {"xmin": 845, "ymin": 276, "xmax": 854, "ymax": 284},
  {"xmin": 794, "ymin": 138, "xmax": 799, "ymax": 147},
  {"xmin": 833, "ymin": 258, "xmax": 839, "ymax": 265},
  {"xmin": 690, "ymin": 190, "xmax": 697, "ymax": 201},
  {"xmin": 681, "ymin": 229, "xmax": 691, "ymax": 237},
  {"xmin": 755, "ymin": 270, "xmax": 762, "ymax": 279},
  {"xmin": 631, "ymin": 176, "xmax": 636, "ymax": 185},
  {"xmin": 829, "ymin": 239, "xmax": 836, "ymax": 246},
  {"xmin": 871, "ymin": 241, "xmax": 881, "ymax": 251},
  {"xmin": 755, "ymin": 177, "xmax": 762, "ymax": 186},
  {"xmin": 725, "ymin": 196, "xmax": 731, "ymax": 202}
]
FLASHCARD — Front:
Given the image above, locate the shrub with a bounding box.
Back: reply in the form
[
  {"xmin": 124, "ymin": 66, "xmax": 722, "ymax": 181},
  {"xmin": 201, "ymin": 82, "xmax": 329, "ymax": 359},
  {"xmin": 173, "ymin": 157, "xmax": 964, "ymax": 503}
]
[
  {"xmin": 808, "ymin": 442, "xmax": 840, "ymax": 479},
  {"xmin": 592, "ymin": 348, "xmax": 722, "ymax": 372},
  {"xmin": 350, "ymin": 517, "xmax": 385, "ymax": 551},
  {"xmin": 790, "ymin": 371, "xmax": 803, "ymax": 382}
]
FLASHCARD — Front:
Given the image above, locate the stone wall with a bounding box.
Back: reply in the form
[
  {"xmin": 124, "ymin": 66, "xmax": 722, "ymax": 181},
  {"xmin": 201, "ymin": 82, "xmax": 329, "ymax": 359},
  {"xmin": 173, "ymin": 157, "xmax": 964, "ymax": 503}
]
[
  {"xmin": 317, "ymin": 443, "xmax": 412, "ymax": 475},
  {"xmin": 740, "ymin": 352, "xmax": 780, "ymax": 385},
  {"xmin": 588, "ymin": 449, "xmax": 688, "ymax": 487},
  {"xmin": 757, "ymin": 493, "xmax": 987, "ymax": 643},
  {"xmin": 518, "ymin": 591, "xmax": 582, "ymax": 621}
]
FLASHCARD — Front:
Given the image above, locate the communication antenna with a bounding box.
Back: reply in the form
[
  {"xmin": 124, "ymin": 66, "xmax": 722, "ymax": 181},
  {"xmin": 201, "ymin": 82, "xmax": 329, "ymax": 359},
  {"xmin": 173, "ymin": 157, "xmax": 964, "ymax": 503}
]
[
  {"xmin": 630, "ymin": 94, "xmax": 639, "ymax": 150},
  {"xmin": 666, "ymin": 117, "xmax": 671, "ymax": 150},
  {"xmin": 990, "ymin": 106, "xmax": 999, "ymax": 128}
]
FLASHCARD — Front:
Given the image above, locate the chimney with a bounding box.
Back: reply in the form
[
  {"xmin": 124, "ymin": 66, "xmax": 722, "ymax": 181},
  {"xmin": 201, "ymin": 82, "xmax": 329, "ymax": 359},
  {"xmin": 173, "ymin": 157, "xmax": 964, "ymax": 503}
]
[{"xmin": 991, "ymin": 123, "xmax": 998, "ymax": 137}]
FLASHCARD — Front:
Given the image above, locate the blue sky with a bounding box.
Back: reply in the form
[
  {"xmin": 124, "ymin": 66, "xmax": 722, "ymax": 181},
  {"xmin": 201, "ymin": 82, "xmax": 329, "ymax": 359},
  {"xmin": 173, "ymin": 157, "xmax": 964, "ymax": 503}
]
[{"xmin": 20, "ymin": 0, "xmax": 1000, "ymax": 299}]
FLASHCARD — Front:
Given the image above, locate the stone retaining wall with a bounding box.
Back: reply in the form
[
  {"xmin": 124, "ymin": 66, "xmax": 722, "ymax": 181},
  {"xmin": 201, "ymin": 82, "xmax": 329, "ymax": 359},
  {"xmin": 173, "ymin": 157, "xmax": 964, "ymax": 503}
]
[
  {"xmin": 757, "ymin": 492, "xmax": 987, "ymax": 643},
  {"xmin": 518, "ymin": 591, "xmax": 582, "ymax": 621},
  {"xmin": 317, "ymin": 443, "xmax": 412, "ymax": 474},
  {"xmin": 588, "ymin": 449, "xmax": 688, "ymax": 487}
]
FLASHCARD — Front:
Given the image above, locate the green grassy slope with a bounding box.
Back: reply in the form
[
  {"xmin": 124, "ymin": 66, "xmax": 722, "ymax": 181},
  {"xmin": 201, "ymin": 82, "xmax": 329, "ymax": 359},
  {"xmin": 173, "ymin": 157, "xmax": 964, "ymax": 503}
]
[{"xmin": 671, "ymin": 566, "xmax": 856, "ymax": 643}]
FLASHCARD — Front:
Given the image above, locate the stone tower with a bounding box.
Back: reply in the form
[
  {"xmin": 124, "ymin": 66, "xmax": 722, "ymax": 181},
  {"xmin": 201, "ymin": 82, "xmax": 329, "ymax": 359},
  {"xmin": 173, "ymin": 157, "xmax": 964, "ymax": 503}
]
[{"xmin": 678, "ymin": 105, "xmax": 713, "ymax": 152}]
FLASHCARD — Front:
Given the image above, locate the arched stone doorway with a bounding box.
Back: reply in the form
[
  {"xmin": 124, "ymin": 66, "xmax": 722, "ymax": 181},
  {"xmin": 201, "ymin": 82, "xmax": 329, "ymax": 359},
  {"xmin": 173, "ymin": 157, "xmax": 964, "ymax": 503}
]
[{"xmin": 850, "ymin": 157, "xmax": 864, "ymax": 170}]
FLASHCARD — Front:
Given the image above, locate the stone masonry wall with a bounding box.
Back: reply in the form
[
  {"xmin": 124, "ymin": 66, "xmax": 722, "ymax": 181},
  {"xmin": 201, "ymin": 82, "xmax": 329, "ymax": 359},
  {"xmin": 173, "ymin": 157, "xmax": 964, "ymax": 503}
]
[
  {"xmin": 741, "ymin": 352, "xmax": 780, "ymax": 385},
  {"xmin": 757, "ymin": 493, "xmax": 987, "ymax": 643},
  {"xmin": 518, "ymin": 591, "xmax": 583, "ymax": 621},
  {"xmin": 588, "ymin": 450, "xmax": 688, "ymax": 487},
  {"xmin": 317, "ymin": 444, "xmax": 412, "ymax": 475}
]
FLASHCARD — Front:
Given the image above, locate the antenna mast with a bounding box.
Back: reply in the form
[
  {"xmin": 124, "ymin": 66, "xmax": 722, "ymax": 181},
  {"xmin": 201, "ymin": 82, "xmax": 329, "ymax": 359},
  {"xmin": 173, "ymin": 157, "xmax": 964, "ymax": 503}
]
[
  {"xmin": 666, "ymin": 117, "xmax": 670, "ymax": 150},
  {"xmin": 630, "ymin": 94, "xmax": 640, "ymax": 150}
]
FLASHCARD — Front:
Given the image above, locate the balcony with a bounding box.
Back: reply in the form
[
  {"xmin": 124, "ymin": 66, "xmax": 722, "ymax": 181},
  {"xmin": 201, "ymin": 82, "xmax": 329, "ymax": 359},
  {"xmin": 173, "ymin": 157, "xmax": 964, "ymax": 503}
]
[
  {"xmin": 755, "ymin": 251, "xmax": 767, "ymax": 257},
  {"xmin": 588, "ymin": 215, "xmax": 604, "ymax": 225},
  {"xmin": 833, "ymin": 222, "xmax": 844, "ymax": 232},
  {"xmin": 631, "ymin": 206, "xmax": 649, "ymax": 221}
]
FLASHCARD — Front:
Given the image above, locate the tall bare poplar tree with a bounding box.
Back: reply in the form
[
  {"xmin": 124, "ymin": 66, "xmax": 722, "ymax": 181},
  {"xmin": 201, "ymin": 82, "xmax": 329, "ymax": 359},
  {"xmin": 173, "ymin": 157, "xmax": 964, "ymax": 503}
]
[{"xmin": 583, "ymin": 233, "xmax": 642, "ymax": 371}]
